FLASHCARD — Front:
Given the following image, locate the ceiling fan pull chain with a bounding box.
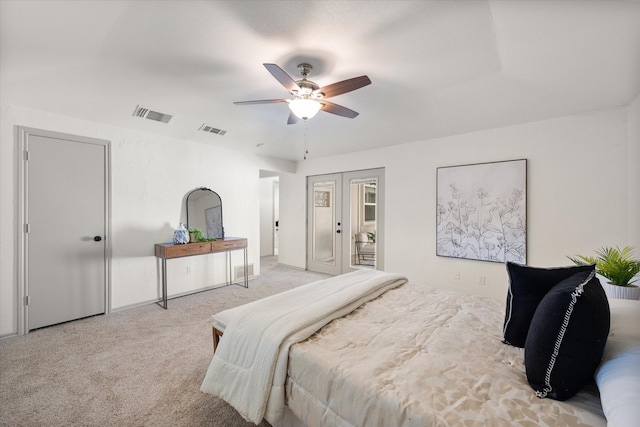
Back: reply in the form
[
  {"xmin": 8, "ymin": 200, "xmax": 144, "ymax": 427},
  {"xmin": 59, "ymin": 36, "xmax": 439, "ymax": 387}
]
[{"xmin": 304, "ymin": 121, "xmax": 309, "ymax": 160}]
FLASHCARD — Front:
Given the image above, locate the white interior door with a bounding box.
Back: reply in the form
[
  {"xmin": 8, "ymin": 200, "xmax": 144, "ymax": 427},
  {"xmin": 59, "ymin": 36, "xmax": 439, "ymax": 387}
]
[
  {"xmin": 307, "ymin": 168, "xmax": 384, "ymax": 275},
  {"xmin": 24, "ymin": 130, "xmax": 108, "ymax": 331},
  {"xmin": 307, "ymin": 174, "xmax": 343, "ymax": 275}
]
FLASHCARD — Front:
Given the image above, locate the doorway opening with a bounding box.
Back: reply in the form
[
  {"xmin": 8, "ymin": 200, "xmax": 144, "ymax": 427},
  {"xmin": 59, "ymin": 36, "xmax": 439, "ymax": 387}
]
[{"xmin": 259, "ymin": 171, "xmax": 280, "ymax": 268}]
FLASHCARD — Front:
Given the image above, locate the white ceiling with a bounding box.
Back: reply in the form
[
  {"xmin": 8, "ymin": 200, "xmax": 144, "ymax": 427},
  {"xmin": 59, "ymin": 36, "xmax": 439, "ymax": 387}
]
[{"xmin": 1, "ymin": 1, "xmax": 639, "ymax": 161}]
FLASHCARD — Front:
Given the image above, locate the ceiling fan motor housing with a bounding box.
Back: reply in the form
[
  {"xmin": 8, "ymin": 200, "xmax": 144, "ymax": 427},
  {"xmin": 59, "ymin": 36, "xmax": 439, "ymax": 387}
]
[{"xmin": 295, "ymin": 80, "xmax": 320, "ymax": 96}]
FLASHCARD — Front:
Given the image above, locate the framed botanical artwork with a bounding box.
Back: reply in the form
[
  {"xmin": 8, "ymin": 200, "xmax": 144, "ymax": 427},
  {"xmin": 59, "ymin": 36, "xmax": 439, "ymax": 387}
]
[{"xmin": 436, "ymin": 159, "xmax": 527, "ymax": 263}]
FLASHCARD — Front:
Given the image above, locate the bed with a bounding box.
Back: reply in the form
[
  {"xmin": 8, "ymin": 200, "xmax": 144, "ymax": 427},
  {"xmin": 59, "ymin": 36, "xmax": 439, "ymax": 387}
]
[{"xmin": 201, "ymin": 268, "xmax": 640, "ymax": 427}]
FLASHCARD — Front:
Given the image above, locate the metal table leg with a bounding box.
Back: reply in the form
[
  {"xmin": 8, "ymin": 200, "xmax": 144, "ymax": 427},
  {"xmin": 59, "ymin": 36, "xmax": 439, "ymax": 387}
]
[
  {"xmin": 225, "ymin": 247, "xmax": 249, "ymax": 288},
  {"xmin": 243, "ymin": 247, "xmax": 248, "ymax": 288},
  {"xmin": 161, "ymin": 258, "xmax": 168, "ymax": 309}
]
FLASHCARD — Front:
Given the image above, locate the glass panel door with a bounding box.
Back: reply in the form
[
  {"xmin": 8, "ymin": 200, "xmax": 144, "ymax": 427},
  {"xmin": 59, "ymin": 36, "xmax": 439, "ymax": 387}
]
[
  {"xmin": 307, "ymin": 174, "xmax": 343, "ymax": 275},
  {"xmin": 349, "ymin": 178, "xmax": 378, "ymax": 269},
  {"xmin": 312, "ymin": 182, "xmax": 336, "ymax": 263}
]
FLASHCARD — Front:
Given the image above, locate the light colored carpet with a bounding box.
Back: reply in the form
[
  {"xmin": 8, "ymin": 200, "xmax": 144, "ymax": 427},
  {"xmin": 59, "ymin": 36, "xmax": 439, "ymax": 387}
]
[{"xmin": 0, "ymin": 257, "xmax": 330, "ymax": 427}]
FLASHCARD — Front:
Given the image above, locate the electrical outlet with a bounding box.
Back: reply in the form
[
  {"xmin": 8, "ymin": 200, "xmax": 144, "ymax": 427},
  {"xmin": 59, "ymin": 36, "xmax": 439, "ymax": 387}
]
[
  {"xmin": 186, "ymin": 266, "xmax": 192, "ymax": 275},
  {"xmin": 479, "ymin": 276, "xmax": 486, "ymax": 285}
]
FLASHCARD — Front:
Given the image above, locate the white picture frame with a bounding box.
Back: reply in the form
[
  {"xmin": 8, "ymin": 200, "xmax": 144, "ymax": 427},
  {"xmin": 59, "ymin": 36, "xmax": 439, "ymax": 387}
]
[{"xmin": 436, "ymin": 159, "xmax": 527, "ymax": 263}]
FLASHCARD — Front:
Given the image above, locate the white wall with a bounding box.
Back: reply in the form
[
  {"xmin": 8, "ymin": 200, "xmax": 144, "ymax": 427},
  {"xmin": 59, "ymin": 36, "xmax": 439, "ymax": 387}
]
[
  {"xmin": 0, "ymin": 104, "xmax": 295, "ymax": 336},
  {"xmin": 628, "ymin": 93, "xmax": 640, "ymax": 251},
  {"xmin": 279, "ymin": 107, "xmax": 635, "ymax": 300}
]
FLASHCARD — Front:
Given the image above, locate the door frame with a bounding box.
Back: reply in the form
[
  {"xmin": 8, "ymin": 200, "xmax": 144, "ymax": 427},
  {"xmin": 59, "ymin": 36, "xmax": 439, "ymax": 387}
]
[
  {"xmin": 306, "ymin": 168, "xmax": 385, "ymax": 275},
  {"xmin": 16, "ymin": 126, "xmax": 112, "ymax": 335}
]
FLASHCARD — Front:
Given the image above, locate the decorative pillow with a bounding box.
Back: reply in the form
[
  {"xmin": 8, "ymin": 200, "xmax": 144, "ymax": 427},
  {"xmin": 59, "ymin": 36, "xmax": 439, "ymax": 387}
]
[
  {"xmin": 596, "ymin": 346, "xmax": 640, "ymax": 427},
  {"xmin": 502, "ymin": 262, "xmax": 595, "ymax": 347},
  {"xmin": 524, "ymin": 270, "xmax": 610, "ymax": 401}
]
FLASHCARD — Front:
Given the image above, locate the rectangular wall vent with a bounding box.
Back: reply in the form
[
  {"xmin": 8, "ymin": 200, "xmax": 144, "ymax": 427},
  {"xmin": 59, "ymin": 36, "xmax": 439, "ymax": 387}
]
[
  {"xmin": 132, "ymin": 105, "xmax": 172, "ymax": 123},
  {"xmin": 199, "ymin": 124, "xmax": 227, "ymax": 136},
  {"xmin": 234, "ymin": 263, "xmax": 254, "ymax": 280}
]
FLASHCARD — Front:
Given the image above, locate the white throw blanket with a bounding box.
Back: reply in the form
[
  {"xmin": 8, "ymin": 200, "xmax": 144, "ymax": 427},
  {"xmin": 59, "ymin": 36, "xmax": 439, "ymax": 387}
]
[{"xmin": 200, "ymin": 269, "xmax": 407, "ymax": 424}]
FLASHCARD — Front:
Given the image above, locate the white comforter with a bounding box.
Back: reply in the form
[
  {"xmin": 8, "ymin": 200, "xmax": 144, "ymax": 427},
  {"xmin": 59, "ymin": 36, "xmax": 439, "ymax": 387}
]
[
  {"xmin": 285, "ymin": 284, "xmax": 606, "ymax": 427},
  {"xmin": 200, "ymin": 269, "xmax": 407, "ymax": 424}
]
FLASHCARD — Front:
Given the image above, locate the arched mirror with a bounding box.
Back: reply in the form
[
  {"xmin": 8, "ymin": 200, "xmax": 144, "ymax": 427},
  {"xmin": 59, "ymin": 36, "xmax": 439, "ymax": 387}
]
[{"xmin": 186, "ymin": 187, "xmax": 224, "ymax": 239}]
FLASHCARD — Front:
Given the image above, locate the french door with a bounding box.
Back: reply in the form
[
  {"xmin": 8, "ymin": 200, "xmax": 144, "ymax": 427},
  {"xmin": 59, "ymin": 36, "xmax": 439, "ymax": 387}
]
[{"xmin": 307, "ymin": 168, "xmax": 384, "ymax": 275}]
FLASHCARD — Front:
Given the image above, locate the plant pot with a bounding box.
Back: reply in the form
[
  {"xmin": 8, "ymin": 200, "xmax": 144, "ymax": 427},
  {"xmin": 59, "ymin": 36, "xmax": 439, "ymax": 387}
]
[
  {"xmin": 189, "ymin": 232, "xmax": 198, "ymax": 243},
  {"xmin": 600, "ymin": 281, "xmax": 640, "ymax": 300}
]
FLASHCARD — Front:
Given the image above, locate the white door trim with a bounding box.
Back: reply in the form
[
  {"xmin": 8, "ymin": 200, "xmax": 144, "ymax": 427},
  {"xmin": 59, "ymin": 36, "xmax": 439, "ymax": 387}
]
[{"xmin": 16, "ymin": 126, "xmax": 112, "ymax": 335}]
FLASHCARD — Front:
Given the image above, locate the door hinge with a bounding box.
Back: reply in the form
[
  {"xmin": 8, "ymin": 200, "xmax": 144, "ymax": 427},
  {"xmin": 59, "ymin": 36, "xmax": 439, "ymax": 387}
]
[
  {"xmin": 25, "ymin": 295, "xmax": 30, "ymax": 306},
  {"xmin": 24, "ymin": 150, "xmax": 29, "ymax": 161},
  {"xmin": 24, "ymin": 223, "xmax": 30, "ymax": 233}
]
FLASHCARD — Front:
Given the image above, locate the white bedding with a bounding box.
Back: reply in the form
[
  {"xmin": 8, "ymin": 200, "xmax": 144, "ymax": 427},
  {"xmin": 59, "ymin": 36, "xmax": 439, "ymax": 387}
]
[
  {"xmin": 285, "ymin": 284, "xmax": 607, "ymax": 427},
  {"xmin": 200, "ymin": 269, "xmax": 407, "ymax": 424},
  {"xmin": 595, "ymin": 298, "xmax": 640, "ymax": 427},
  {"xmin": 203, "ymin": 271, "xmax": 639, "ymax": 427}
]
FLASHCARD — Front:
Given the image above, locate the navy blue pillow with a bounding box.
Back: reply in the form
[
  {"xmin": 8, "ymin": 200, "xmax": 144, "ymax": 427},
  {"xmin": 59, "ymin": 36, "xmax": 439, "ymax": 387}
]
[
  {"xmin": 502, "ymin": 262, "xmax": 595, "ymax": 347},
  {"xmin": 524, "ymin": 270, "xmax": 610, "ymax": 401}
]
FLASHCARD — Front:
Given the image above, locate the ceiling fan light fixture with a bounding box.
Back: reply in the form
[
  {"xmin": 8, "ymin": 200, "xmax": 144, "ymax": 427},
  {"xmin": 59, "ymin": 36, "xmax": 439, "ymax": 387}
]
[{"xmin": 289, "ymin": 98, "xmax": 321, "ymax": 120}]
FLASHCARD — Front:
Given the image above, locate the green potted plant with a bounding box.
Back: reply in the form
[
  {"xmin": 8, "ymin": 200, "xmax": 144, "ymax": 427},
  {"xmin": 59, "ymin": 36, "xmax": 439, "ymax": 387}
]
[
  {"xmin": 188, "ymin": 227, "xmax": 217, "ymax": 243},
  {"xmin": 568, "ymin": 246, "xmax": 640, "ymax": 300},
  {"xmin": 188, "ymin": 228, "xmax": 204, "ymax": 243}
]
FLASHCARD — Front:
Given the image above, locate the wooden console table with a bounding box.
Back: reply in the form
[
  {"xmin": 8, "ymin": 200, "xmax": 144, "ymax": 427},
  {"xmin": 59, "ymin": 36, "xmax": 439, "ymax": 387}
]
[{"xmin": 154, "ymin": 237, "xmax": 248, "ymax": 309}]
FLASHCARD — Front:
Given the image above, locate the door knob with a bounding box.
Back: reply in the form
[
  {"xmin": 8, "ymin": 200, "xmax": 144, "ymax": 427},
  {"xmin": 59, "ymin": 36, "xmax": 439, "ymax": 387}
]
[{"xmin": 93, "ymin": 236, "xmax": 102, "ymax": 242}]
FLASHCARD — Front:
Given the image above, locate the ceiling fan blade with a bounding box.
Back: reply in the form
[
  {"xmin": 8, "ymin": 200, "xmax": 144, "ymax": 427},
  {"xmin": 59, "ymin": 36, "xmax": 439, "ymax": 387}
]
[
  {"xmin": 263, "ymin": 63, "xmax": 301, "ymax": 93},
  {"xmin": 287, "ymin": 112, "xmax": 299, "ymax": 125},
  {"xmin": 320, "ymin": 101, "xmax": 359, "ymax": 118},
  {"xmin": 316, "ymin": 76, "xmax": 371, "ymax": 99},
  {"xmin": 233, "ymin": 99, "xmax": 288, "ymax": 105}
]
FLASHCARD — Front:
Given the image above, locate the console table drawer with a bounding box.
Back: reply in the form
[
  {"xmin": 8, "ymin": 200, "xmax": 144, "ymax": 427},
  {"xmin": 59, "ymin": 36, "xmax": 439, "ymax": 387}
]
[
  {"xmin": 154, "ymin": 238, "xmax": 248, "ymax": 259},
  {"xmin": 156, "ymin": 242, "xmax": 211, "ymax": 258},
  {"xmin": 211, "ymin": 239, "xmax": 247, "ymax": 252}
]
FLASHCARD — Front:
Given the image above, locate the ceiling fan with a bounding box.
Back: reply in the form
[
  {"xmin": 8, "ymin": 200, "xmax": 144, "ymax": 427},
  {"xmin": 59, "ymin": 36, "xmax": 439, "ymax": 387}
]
[{"xmin": 234, "ymin": 63, "xmax": 371, "ymax": 124}]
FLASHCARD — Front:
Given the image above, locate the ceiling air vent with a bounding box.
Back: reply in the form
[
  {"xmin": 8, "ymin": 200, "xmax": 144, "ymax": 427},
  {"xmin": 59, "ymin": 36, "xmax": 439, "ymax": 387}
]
[
  {"xmin": 199, "ymin": 124, "xmax": 227, "ymax": 136},
  {"xmin": 132, "ymin": 105, "xmax": 172, "ymax": 123}
]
